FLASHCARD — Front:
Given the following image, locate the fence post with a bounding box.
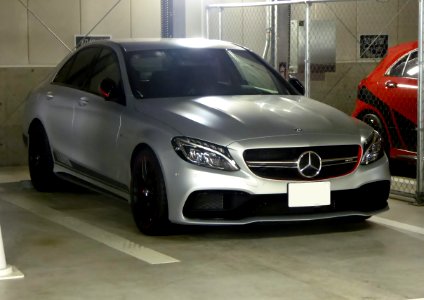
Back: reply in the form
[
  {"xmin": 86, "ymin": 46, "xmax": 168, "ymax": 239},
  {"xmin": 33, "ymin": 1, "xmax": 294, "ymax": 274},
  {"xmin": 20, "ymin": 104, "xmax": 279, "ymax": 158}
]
[
  {"xmin": 273, "ymin": 3, "xmax": 279, "ymax": 69},
  {"xmin": 205, "ymin": 6, "xmax": 210, "ymax": 38},
  {"xmin": 417, "ymin": 0, "xmax": 424, "ymax": 205},
  {"xmin": 218, "ymin": 7, "xmax": 223, "ymax": 40},
  {"xmin": 304, "ymin": 2, "xmax": 312, "ymax": 98}
]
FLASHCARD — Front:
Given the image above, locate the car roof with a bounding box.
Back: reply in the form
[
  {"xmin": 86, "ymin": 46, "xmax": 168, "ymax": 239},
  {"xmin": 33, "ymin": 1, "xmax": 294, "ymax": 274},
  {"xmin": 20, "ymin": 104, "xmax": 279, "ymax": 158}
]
[
  {"xmin": 84, "ymin": 38, "xmax": 246, "ymax": 52},
  {"xmin": 386, "ymin": 40, "xmax": 417, "ymax": 61},
  {"xmin": 370, "ymin": 40, "xmax": 418, "ymax": 75}
]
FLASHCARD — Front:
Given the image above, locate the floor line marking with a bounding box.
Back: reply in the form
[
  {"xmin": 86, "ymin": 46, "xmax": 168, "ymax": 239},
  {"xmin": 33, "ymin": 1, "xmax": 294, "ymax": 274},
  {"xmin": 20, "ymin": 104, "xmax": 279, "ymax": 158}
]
[
  {"xmin": 2, "ymin": 194, "xmax": 180, "ymax": 265},
  {"xmin": 371, "ymin": 216, "xmax": 424, "ymax": 236}
]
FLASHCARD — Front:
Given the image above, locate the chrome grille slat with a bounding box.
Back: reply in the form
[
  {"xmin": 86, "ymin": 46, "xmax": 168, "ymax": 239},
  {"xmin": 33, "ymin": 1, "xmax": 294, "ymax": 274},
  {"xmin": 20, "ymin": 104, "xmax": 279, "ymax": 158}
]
[
  {"xmin": 246, "ymin": 161, "xmax": 297, "ymax": 168},
  {"xmin": 322, "ymin": 157, "xmax": 358, "ymax": 167},
  {"xmin": 246, "ymin": 156, "xmax": 358, "ymax": 169}
]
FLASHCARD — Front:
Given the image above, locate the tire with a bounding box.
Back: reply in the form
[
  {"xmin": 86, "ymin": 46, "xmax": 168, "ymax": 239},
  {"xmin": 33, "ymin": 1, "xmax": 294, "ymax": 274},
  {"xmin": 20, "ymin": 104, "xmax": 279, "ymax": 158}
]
[
  {"xmin": 28, "ymin": 125, "xmax": 62, "ymax": 192},
  {"xmin": 130, "ymin": 148, "xmax": 170, "ymax": 235}
]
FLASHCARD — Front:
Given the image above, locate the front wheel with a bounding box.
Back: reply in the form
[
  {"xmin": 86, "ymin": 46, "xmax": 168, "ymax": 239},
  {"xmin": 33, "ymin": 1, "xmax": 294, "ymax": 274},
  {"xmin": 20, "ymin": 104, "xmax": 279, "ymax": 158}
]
[{"xmin": 130, "ymin": 148, "xmax": 170, "ymax": 235}]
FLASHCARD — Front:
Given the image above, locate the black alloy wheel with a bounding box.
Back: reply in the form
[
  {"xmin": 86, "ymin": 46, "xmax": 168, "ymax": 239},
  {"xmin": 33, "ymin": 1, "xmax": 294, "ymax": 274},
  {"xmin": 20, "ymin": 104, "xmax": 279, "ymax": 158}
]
[
  {"xmin": 130, "ymin": 148, "xmax": 169, "ymax": 235},
  {"xmin": 28, "ymin": 125, "xmax": 61, "ymax": 192}
]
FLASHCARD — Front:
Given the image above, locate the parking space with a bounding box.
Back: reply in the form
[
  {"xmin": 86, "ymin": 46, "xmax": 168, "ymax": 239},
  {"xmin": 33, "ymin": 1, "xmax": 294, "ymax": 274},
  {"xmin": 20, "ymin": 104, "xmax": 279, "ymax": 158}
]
[{"xmin": 0, "ymin": 167, "xmax": 423, "ymax": 300}]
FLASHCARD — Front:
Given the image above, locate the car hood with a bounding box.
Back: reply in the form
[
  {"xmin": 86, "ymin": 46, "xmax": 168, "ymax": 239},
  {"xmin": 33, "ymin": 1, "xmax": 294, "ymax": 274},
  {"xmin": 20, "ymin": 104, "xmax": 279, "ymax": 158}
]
[{"xmin": 136, "ymin": 95, "xmax": 369, "ymax": 147}]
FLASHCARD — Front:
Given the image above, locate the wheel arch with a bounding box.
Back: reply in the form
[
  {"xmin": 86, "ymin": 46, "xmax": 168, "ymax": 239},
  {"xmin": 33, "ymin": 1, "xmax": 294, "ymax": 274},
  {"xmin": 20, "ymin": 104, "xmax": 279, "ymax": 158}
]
[
  {"xmin": 355, "ymin": 108, "xmax": 389, "ymax": 136},
  {"xmin": 130, "ymin": 143, "xmax": 154, "ymax": 172},
  {"xmin": 129, "ymin": 142, "xmax": 171, "ymax": 202},
  {"xmin": 28, "ymin": 118, "xmax": 45, "ymax": 135},
  {"xmin": 356, "ymin": 108, "xmax": 393, "ymax": 155}
]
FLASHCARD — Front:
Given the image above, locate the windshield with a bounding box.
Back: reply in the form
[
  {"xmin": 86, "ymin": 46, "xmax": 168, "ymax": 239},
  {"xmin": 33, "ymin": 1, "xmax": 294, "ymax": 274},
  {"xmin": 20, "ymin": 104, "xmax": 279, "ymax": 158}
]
[{"xmin": 125, "ymin": 48, "xmax": 295, "ymax": 99}]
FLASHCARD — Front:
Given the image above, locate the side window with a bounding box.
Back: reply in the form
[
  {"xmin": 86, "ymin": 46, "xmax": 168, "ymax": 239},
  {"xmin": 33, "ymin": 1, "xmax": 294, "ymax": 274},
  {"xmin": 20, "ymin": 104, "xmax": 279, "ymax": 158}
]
[
  {"xmin": 53, "ymin": 56, "xmax": 75, "ymax": 84},
  {"xmin": 404, "ymin": 51, "xmax": 418, "ymax": 79},
  {"xmin": 53, "ymin": 47, "xmax": 100, "ymax": 89},
  {"xmin": 387, "ymin": 50, "xmax": 417, "ymax": 78},
  {"xmin": 87, "ymin": 48, "xmax": 123, "ymax": 97},
  {"xmin": 388, "ymin": 54, "xmax": 408, "ymax": 77}
]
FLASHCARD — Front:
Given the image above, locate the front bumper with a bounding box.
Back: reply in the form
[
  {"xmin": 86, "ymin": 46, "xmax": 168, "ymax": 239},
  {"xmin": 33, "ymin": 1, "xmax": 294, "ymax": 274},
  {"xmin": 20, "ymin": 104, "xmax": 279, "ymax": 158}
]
[
  {"xmin": 183, "ymin": 180, "xmax": 389, "ymax": 221},
  {"xmin": 164, "ymin": 153, "xmax": 391, "ymax": 225}
]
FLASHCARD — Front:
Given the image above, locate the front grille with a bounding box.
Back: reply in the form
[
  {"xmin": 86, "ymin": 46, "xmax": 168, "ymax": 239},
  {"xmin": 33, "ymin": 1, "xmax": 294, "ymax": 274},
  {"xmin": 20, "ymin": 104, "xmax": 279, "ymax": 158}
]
[{"xmin": 243, "ymin": 145, "xmax": 361, "ymax": 180}]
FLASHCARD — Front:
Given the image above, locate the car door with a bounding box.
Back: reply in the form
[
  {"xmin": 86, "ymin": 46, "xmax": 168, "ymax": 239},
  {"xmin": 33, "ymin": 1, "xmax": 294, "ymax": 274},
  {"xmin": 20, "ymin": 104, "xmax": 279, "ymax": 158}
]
[
  {"xmin": 46, "ymin": 46, "xmax": 101, "ymax": 166},
  {"xmin": 377, "ymin": 49, "xmax": 417, "ymax": 151},
  {"xmin": 71, "ymin": 46, "xmax": 127, "ymax": 192}
]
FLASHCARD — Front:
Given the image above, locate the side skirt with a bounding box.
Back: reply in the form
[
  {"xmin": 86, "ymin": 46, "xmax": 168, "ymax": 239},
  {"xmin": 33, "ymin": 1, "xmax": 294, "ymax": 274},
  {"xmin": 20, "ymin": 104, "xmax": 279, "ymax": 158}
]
[{"xmin": 56, "ymin": 171, "xmax": 129, "ymax": 203}]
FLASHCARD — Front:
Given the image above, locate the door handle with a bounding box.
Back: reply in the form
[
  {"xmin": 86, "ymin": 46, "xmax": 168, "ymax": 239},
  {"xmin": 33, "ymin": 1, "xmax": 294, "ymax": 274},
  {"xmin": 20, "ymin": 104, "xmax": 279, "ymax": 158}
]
[
  {"xmin": 385, "ymin": 81, "xmax": 397, "ymax": 89},
  {"xmin": 46, "ymin": 92, "xmax": 54, "ymax": 100},
  {"xmin": 78, "ymin": 97, "xmax": 89, "ymax": 106}
]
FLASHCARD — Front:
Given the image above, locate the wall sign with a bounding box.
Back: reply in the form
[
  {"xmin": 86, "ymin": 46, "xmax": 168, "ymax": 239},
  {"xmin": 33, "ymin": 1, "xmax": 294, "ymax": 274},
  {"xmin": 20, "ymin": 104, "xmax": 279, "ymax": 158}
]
[
  {"xmin": 360, "ymin": 35, "xmax": 388, "ymax": 59},
  {"xmin": 75, "ymin": 35, "xmax": 111, "ymax": 48}
]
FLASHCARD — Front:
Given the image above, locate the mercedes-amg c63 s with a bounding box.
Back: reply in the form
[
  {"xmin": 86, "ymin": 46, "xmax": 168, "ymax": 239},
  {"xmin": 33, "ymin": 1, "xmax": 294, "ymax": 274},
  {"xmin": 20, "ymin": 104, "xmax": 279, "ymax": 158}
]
[{"xmin": 23, "ymin": 39, "xmax": 390, "ymax": 235}]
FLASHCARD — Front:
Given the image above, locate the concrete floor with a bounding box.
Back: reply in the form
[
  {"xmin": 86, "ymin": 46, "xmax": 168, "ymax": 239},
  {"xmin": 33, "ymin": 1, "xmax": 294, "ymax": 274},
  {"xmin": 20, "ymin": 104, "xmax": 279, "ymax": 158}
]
[{"xmin": 0, "ymin": 167, "xmax": 424, "ymax": 300}]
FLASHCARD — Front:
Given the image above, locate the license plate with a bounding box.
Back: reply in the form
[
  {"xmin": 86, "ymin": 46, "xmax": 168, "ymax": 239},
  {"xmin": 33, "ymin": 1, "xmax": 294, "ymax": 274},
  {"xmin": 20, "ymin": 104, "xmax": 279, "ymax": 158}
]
[{"xmin": 288, "ymin": 182, "xmax": 331, "ymax": 207}]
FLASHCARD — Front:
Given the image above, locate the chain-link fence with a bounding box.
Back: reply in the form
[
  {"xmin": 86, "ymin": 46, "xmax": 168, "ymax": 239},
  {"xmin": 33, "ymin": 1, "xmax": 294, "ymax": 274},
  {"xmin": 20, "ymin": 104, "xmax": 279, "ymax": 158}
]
[
  {"xmin": 207, "ymin": 4, "xmax": 270, "ymax": 61},
  {"xmin": 206, "ymin": 0, "xmax": 419, "ymax": 202}
]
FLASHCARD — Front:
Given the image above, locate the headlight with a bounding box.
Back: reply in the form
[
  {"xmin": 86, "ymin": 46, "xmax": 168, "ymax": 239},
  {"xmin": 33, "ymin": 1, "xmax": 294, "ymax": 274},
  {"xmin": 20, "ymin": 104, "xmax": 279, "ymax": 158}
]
[
  {"xmin": 172, "ymin": 137, "xmax": 240, "ymax": 171},
  {"xmin": 361, "ymin": 130, "xmax": 384, "ymax": 165}
]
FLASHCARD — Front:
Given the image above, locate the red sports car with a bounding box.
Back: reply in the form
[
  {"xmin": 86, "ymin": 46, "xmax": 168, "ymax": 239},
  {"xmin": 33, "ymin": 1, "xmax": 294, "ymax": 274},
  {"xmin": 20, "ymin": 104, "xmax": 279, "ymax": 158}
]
[{"xmin": 352, "ymin": 40, "xmax": 418, "ymax": 163}]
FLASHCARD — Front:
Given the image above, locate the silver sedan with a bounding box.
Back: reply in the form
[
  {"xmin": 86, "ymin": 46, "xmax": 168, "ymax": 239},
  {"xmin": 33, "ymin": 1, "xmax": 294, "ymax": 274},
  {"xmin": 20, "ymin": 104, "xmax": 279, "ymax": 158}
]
[{"xmin": 23, "ymin": 39, "xmax": 390, "ymax": 235}]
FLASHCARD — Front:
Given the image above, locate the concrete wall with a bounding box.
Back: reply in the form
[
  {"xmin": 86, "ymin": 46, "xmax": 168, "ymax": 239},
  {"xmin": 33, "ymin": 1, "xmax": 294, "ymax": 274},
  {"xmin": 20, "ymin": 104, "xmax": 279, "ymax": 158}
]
[
  {"xmin": 0, "ymin": 0, "xmax": 161, "ymax": 166},
  {"xmin": 0, "ymin": 67, "xmax": 53, "ymax": 166},
  {"xmin": 310, "ymin": 62, "xmax": 378, "ymax": 114},
  {"xmin": 290, "ymin": 0, "xmax": 418, "ymax": 63},
  {"xmin": 185, "ymin": 0, "xmax": 206, "ymax": 38},
  {"xmin": 0, "ymin": 0, "xmax": 160, "ymax": 66}
]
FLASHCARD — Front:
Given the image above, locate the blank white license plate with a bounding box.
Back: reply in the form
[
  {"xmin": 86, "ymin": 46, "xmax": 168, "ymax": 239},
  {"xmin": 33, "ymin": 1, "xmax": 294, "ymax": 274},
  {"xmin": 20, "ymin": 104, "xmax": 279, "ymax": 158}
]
[{"xmin": 288, "ymin": 182, "xmax": 331, "ymax": 207}]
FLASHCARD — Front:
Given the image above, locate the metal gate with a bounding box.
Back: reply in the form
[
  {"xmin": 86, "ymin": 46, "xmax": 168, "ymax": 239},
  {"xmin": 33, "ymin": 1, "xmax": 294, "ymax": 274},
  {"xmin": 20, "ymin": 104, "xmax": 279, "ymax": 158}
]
[{"xmin": 206, "ymin": 0, "xmax": 421, "ymax": 202}]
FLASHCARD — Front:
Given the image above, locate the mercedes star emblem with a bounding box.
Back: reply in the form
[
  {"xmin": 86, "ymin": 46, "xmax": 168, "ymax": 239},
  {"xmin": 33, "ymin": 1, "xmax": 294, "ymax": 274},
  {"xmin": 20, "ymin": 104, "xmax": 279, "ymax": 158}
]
[{"xmin": 297, "ymin": 151, "xmax": 322, "ymax": 178}]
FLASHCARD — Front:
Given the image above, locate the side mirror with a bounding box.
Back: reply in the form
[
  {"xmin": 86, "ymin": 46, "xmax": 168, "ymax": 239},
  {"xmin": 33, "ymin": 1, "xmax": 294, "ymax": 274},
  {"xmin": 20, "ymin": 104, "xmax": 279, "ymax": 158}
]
[
  {"xmin": 99, "ymin": 78, "xmax": 120, "ymax": 100},
  {"xmin": 288, "ymin": 77, "xmax": 305, "ymax": 95}
]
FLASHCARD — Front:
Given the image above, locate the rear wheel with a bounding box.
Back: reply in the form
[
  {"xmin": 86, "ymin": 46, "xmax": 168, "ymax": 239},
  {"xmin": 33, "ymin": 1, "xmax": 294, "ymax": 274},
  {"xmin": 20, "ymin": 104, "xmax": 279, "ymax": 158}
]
[
  {"xmin": 130, "ymin": 148, "xmax": 170, "ymax": 235},
  {"xmin": 28, "ymin": 125, "xmax": 62, "ymax": 192}
]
